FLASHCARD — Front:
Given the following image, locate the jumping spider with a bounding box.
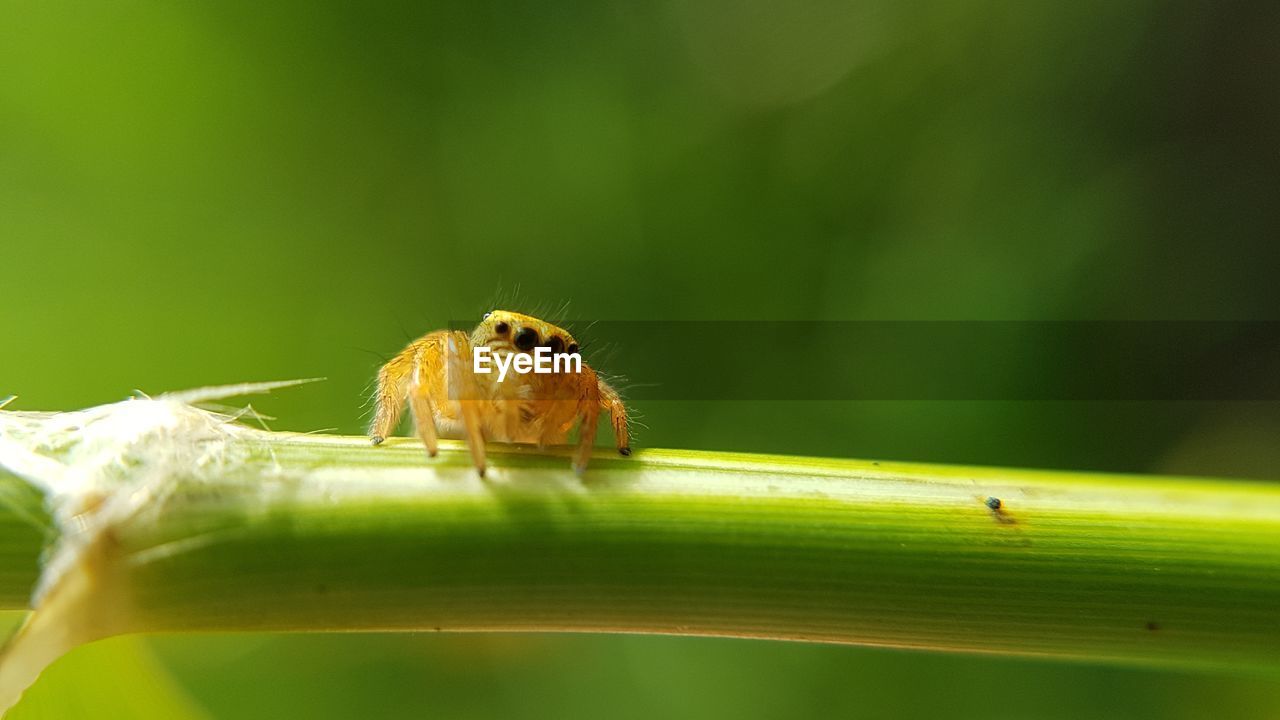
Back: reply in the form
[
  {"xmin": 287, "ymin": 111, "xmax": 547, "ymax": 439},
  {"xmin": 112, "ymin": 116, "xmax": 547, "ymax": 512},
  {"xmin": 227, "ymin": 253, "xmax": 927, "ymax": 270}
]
[{"xmin": 370, "ymin": 310, "xmax": 630, "ymax": 476}]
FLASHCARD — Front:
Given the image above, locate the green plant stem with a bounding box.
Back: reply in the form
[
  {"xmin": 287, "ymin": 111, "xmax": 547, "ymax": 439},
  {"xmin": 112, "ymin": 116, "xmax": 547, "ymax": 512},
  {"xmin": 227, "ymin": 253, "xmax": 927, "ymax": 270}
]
[{"xmin": 4, "ymin": 427, "xmax": 1280, "ymax": 672}]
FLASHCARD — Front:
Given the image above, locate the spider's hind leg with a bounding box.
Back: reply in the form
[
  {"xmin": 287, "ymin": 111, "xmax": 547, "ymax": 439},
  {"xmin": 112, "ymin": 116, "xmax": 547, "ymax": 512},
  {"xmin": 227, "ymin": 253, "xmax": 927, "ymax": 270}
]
[
  {"xmin": 572, "ymin": 400, "xmax": 600, "ymax": 476},
  {"xmin": 370, "ymin": 351, "xmax": 414, "ymax": 445}
]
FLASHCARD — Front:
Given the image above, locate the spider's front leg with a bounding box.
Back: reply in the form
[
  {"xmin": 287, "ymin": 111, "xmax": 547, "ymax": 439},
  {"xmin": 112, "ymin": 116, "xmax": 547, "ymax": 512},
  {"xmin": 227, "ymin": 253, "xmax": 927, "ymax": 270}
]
[
  {"xmin": 446, "ymin": 331, "xmax": 489, "ymax": 477},
  {"xmin": 408, "ymin": 361, "xmax": 439, "ymax": 458}
]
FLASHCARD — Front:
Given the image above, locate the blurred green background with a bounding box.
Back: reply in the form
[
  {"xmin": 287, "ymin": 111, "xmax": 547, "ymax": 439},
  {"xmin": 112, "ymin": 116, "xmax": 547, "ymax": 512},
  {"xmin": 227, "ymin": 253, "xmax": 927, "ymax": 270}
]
[{"xmin": 2, "ymin": 0, "xmax": 1279, "ymax": 717}]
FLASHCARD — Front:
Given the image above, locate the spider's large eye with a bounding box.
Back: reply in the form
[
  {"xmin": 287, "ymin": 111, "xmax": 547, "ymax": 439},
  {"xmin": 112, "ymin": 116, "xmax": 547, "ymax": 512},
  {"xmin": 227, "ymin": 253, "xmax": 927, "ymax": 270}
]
[
  {"xmin": 514, "ymin": 327, "xmax": 538, "ymax": 351},
  {"xmin": 567, "ymin": 342, "xmax": 579, "ymax": 355},
  {"xmin": 547, "ymin": 336, "xmax": 565, "ymax": 354},
  {"xmin": 494, "ymin": 321, "xmax": 510, "ymax": 335}
]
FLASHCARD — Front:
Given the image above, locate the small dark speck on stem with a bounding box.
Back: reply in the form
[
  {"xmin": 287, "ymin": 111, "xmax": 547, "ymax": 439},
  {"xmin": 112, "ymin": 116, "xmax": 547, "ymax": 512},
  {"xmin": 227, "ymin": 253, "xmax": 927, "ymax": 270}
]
[
  {"xmin": 984, "ymin": 496, "xmax": 1017, "ymax": 525},
  {"xmin": 1146, "ymin": 621, "xmax": 1161, "ymax": 631}
]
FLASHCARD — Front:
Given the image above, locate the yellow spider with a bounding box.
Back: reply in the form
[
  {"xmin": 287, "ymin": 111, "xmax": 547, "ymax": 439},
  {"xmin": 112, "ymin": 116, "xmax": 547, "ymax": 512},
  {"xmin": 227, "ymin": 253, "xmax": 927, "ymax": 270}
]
[{"xmin": 370, "ymin": 310, "xmax": 630, "ymax": 476}]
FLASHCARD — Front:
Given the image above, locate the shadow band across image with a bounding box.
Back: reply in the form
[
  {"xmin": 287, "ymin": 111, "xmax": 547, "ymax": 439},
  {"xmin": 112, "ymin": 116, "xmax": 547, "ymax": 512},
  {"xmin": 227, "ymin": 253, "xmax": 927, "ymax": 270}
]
[{"xmin": 445, "ymin": 320, "xmax": 1280, "ymax": 402}]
